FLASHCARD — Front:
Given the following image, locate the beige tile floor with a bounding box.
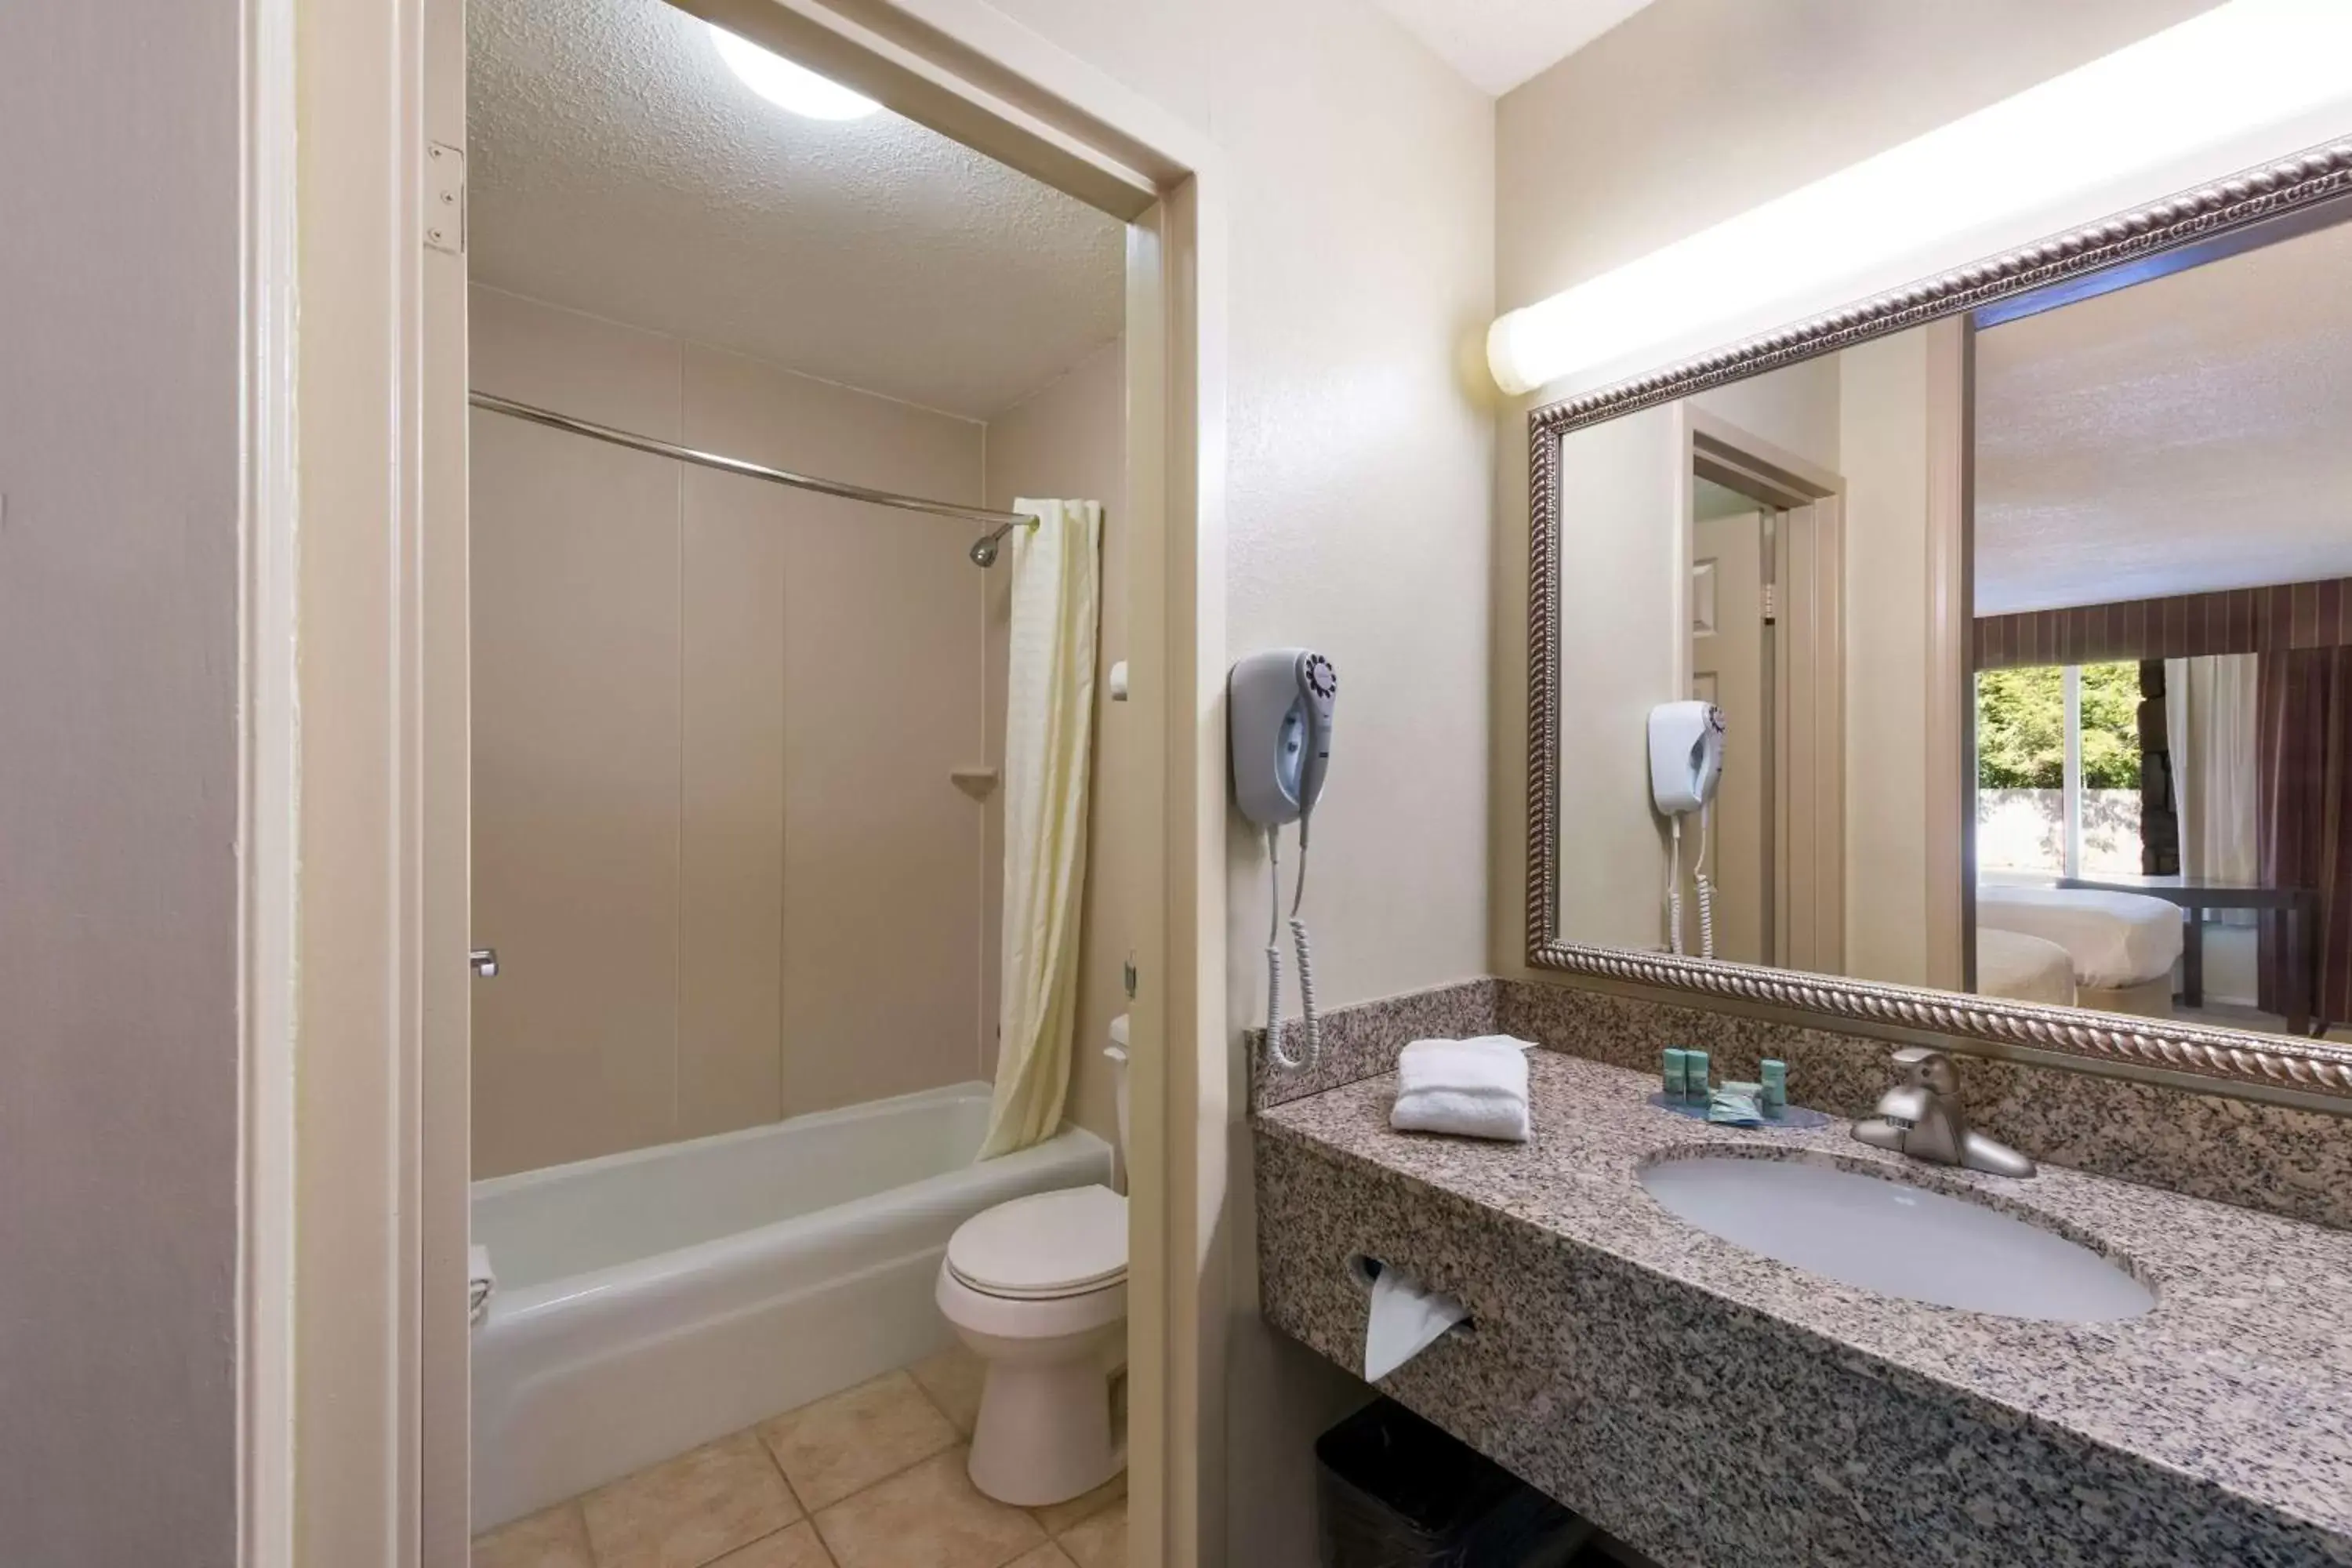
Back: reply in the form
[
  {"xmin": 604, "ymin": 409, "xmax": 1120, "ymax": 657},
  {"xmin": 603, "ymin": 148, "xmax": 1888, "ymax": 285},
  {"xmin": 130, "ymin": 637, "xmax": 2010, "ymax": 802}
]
[{"xmin": 474, "ymin": 1345, "xmax": 1125, "ymax": 1568}]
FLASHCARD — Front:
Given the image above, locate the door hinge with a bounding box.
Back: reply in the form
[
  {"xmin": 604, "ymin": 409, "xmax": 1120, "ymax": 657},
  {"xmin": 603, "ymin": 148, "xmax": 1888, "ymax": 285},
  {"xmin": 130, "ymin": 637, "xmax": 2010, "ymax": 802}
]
[
  {"xmin": 1762, "ymin": 583, "xmax": 1778, "ymax": 624},
  {"xmin": 426, "ymin": 141, "xmax": 466, "ymax": 256}
]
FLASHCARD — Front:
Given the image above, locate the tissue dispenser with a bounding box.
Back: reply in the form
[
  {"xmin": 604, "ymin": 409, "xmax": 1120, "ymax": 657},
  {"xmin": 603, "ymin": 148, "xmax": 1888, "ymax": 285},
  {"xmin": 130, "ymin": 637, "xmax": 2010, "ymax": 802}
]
[{"xmin": 1357, "ymin": 1257, "xmax": 1470, "ymax": 1381}]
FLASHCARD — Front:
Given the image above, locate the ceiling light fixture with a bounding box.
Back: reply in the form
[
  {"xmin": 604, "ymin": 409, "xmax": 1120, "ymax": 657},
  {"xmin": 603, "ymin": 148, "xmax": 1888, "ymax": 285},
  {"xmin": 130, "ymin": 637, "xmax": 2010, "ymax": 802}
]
[
  {"xmin": 710, "ymin": 23, "xmax": 880, "ymax": 122},
  {"xmin": 1486, "ymin": 0, "xmax": 2352, "ymax": 397}
]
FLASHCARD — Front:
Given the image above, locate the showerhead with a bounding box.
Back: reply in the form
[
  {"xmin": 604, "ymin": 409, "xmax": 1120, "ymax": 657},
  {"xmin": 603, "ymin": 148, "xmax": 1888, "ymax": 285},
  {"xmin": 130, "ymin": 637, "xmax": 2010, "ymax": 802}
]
[{"xmin": 968, "ymin": 517, "xmax": 1037, "ymax": 568}]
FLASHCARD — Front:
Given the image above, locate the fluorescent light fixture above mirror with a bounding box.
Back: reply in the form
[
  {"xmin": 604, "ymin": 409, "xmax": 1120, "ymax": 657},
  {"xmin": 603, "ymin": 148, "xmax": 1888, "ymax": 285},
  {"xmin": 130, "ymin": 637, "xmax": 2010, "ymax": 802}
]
[
  {"xmin": 710, "ymin": 24, "xmax": 880, "ymax": 122},
  {"xmin": 1486, "ymin": 0, "xmax": 2352, "ymax": 397}
]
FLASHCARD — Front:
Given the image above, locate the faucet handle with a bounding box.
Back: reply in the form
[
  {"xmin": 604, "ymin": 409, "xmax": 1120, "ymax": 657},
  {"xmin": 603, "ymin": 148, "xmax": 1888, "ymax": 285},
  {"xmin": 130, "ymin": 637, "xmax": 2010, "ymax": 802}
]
[{"xmin": 1889, "ymin": 1046, "xmax": 1958, "ymax": 1094}]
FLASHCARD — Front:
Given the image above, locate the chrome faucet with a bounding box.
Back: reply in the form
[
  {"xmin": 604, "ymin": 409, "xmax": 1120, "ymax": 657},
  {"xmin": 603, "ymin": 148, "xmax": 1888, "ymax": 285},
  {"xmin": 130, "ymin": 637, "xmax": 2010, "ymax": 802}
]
[{"xmin": 1851, "ymin": 1047, "xmax": 2034, "ymax": 1178}]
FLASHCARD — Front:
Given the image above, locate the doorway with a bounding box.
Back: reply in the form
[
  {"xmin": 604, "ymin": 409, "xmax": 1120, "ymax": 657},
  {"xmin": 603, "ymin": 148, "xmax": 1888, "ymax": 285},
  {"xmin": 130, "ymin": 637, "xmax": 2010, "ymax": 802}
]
[
  {"xmin": 287, "ymin": 2, "xmax": 1229, "ymax": 1564},
  {"xmin": 1683, "ymin": 414, "xmax": 1846, "ymax": 973},
  {"xmin": 458, "ymin": 0, "xmax": 1137, "ymax": 1555}
]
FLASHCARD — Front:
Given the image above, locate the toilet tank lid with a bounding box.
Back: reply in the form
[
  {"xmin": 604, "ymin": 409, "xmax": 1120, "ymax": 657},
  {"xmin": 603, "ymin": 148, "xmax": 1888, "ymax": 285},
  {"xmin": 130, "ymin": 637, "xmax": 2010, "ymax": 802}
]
[{"xmin": 948, "ymin": 1185, "xmax": 1127, "ymax": 1298}]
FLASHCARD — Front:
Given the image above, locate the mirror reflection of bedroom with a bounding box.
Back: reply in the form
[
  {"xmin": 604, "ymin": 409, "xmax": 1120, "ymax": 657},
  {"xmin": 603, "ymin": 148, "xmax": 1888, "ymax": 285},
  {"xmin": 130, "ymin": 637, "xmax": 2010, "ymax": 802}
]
[{"xmin": 1969, "ymin": 210, "xmax": 2352, "ymax": 1044}]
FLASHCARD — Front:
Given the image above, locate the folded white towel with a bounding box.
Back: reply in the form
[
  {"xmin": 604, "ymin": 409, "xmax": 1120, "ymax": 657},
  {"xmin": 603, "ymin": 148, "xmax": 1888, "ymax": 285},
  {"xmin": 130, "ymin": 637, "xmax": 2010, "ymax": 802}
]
[
  {"xmin": 1390, "ymin": 1036, "xmax": 1534, "ymax": 1142},
  {"xmin": 469, "ymin": 1243, "xmax": 496, "ymax": 1327}
]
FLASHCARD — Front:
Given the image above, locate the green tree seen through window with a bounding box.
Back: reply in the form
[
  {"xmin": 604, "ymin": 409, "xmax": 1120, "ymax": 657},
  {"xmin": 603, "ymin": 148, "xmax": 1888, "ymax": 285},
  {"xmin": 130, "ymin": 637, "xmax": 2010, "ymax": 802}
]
[{"xmin": 1976, "ymin": 662, "xmax": 2140, "ymax": 789}]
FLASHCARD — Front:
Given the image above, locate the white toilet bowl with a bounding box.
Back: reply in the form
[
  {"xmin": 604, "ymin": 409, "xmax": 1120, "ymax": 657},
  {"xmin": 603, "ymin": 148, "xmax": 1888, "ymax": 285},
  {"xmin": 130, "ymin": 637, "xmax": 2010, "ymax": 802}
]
[
  {"xmin": 938, "ymin": 1019, "xmax": 1131, "ymax": 1506},
  {"xmin": 937, "ymin": 1183, "xmax": 1127, "ymax": 1505}
]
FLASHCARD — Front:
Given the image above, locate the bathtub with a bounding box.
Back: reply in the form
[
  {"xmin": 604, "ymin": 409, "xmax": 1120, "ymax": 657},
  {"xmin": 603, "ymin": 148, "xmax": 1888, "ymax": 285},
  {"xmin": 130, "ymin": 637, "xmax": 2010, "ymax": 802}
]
[{"xmin": 470, "ymin": 1082, "xmax": 1111, "ymax": 1531}]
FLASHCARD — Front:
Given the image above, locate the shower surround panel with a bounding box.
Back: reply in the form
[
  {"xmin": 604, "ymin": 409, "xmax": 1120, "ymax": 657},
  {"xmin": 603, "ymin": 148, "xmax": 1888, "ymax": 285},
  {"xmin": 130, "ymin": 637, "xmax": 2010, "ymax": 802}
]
[{"xmin": 470, "ymin": 285, "xmax": 994, "ymax": 1176}]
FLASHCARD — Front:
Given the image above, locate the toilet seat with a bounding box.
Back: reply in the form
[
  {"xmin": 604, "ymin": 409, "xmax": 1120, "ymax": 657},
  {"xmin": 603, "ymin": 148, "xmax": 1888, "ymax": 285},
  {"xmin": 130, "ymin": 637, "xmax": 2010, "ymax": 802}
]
[
  {"xmin": 946, "ymin": 1185, "xmax": 1127, "ymax": 1301},
  {"xmin": 935, "ymin": 1035, "xmax": 1131, "ymax": 1509}
]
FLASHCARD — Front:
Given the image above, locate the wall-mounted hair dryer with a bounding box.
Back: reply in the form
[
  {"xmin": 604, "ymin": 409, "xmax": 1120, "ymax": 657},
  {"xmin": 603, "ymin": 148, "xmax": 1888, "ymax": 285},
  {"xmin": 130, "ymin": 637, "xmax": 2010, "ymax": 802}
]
[
  {"xmin": 1647, "ymin": 701, "xmax": 1725, "ymax": 959},
  {"xmin": 1231, "ymin": 650, "xmax": 1338, "ymax": 1072}
]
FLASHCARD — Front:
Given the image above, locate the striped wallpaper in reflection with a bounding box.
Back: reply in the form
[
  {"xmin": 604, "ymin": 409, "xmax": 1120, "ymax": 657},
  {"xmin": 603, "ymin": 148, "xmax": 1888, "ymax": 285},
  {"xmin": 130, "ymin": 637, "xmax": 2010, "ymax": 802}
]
[{"xmin": 1974, "ymin": 577, "xmax": 2352, "ymax": 670}]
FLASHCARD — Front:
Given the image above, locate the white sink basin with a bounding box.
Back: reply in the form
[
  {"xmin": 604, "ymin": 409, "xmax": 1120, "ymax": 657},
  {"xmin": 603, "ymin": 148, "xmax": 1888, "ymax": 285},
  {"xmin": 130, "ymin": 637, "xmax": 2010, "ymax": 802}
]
[{"xmin": 1639, "ymin": 1155, "xmax": 2154, "ymax": 1323}]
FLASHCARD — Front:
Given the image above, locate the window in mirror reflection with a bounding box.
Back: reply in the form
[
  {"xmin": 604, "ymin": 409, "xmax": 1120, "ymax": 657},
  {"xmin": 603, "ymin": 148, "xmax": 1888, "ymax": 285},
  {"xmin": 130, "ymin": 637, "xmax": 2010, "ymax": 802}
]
[{"xmin": 1974, "ymin": 662, "xmax": 2141, "ymax": 880}]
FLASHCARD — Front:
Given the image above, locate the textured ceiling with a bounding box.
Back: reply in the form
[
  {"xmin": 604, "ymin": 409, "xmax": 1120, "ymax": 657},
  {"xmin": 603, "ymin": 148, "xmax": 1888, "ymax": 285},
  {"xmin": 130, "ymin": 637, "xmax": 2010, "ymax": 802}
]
[
  {"xmin": 1367, "ymin": 0, "xmax": 1661, "ymax": 95},
  {"xmin": 1975, "ymin": 217, "xmax": 2352, "ymax": 615},
  {"xmin": 467, "ymin": 0, "xmax": 1124, "ymax": 419}
]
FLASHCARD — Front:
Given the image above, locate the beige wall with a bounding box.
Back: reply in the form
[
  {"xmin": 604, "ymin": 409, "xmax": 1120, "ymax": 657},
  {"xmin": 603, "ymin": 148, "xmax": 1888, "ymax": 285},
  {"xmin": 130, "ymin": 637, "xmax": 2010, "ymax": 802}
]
[
  {"xmin": 965, "ymin": 2, "xmax": 1498, "ymax": 1559},
  {"xmin": 1546, "ymin": 356, "xmax": 1841, "ymax": 958},
  {"xmin": 470, "ymin": 285, "xmax": 993, "ymax": 1176},
  {"xmin": 1495, "ymin": 0, "xmax": 2223, "ymax": 371},
  {"xmin": 984, "ymin": 0, "xmax": 1497, "ymax": 1007},
  {"xmin": 1551, "ymin": 405, "xmax": 1685, "ymax": 951},
  {"xmin": 1492, "ymin": 0, "xmax": 2223, "ymax": 982},
  {"xmin": 1839, "ymin": 329, "xmax": 1936, "ymax": 985},
  {"xmin": 1693, "ymin": 358, "xmax": 1840, "ymax": 471},
  {"xmin": 0, "ymin": 2, "xmax": 241, "ymax": 1560},
  {"xmin": 984, "ymin": 339, "xmax": 1131, "ymax": 1147}
]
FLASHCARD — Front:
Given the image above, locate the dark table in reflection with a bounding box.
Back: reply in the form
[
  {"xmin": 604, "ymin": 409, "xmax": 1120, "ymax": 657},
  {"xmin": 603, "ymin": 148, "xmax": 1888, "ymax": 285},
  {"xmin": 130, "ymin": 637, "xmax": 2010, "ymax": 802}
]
[{"xmin": 2056, "ymin": 873, "xmax": 2319, "ymax": 1036}]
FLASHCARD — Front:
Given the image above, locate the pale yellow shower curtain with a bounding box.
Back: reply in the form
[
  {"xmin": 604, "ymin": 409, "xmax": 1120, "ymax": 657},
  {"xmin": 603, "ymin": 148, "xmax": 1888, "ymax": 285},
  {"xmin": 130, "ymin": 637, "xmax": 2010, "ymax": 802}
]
[{"xmin": 978, "ymin": 498, "xmax": 1102, "ymax": 1159}]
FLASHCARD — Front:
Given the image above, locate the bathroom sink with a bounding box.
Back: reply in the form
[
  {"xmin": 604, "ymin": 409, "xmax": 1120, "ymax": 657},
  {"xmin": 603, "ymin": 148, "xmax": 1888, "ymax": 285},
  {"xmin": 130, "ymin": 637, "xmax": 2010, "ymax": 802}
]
[{"xmin": 1638, "ymin": 1155, "xmax": 2154, "ymax": 1323}]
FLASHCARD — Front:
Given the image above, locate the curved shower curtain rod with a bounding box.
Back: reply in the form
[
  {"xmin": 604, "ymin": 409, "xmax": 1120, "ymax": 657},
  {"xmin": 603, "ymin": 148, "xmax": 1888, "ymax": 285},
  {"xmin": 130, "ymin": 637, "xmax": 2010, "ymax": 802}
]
[{"xmin": 469, "ymin": 390, "xmax": 1036, "ymax": 566}]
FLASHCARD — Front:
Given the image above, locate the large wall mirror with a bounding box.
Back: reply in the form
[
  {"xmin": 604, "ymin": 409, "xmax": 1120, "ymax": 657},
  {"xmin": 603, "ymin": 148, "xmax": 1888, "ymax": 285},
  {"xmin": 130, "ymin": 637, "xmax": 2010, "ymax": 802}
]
[{"xmin": 1528, "ymin": 151, "xmax": 2352, "ymax": 1100}]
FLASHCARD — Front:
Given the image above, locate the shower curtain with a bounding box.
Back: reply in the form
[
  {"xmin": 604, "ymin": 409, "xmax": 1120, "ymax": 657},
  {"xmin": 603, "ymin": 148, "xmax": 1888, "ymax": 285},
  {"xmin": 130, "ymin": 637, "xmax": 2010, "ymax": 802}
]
[{"xmin": 978, "ymin": 498, "xmax": 1102, "ymax": 1160}]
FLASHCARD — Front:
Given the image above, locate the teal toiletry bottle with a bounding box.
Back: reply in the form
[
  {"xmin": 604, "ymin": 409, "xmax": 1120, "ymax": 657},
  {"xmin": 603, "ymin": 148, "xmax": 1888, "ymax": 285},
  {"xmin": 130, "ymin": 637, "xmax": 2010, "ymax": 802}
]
[
  {"xmin": 1683, "ymin": 1049, "xmax": 1710, "ymax": 1101},
  {"xmin": 1760, "ymin": 1058, "xmax": 1788, "ymax": 1116},
  {"xmin": 1663, "ymin": 1048, "xmax": 1689, "ymax": 1098}
]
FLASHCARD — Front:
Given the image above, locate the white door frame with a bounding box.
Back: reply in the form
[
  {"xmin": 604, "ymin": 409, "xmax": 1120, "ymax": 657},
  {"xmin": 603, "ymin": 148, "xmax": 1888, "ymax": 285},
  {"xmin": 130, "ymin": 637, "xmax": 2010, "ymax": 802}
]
[
  {"xmin": 1923, "ymin": 317, "xmax": 1976, "ymax": 993},
  {"xmin": 236, "ymin": 0, "xmax": 299, "ymax": 1563},
  {"xmin": 263, "ymin": 2, "xmax": 1224, "ymax": 1564}
]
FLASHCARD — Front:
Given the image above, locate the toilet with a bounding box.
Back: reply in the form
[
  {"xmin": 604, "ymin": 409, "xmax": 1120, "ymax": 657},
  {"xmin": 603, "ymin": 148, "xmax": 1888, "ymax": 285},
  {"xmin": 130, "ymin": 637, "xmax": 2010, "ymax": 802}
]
[{"xmin": 937, "ymin": 1017, "xmax": 1131, "ymax": 1506}]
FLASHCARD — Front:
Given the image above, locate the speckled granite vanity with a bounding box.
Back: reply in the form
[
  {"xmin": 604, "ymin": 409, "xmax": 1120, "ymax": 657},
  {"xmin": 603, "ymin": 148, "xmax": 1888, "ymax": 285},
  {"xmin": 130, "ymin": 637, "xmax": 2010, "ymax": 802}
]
[{"xmin": 1252, "ymin": 983, "xmax": 2352, "ymax": 1567}]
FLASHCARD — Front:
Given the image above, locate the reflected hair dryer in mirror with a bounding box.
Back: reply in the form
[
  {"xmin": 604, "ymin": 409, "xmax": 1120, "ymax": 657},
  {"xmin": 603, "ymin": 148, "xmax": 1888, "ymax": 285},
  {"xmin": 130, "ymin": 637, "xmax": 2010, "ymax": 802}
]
[{"xmin": 1648, "ymin": 701, "xmax": 1725, "ymax": 960}]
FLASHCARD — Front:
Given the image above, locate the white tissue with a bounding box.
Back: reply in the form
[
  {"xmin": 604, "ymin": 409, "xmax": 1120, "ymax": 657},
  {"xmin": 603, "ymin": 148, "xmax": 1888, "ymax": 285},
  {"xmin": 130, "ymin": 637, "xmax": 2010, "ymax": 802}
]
[{"xmin": 1363, "ymin": 1264, "xmax": 1469, "ymax": 1381}]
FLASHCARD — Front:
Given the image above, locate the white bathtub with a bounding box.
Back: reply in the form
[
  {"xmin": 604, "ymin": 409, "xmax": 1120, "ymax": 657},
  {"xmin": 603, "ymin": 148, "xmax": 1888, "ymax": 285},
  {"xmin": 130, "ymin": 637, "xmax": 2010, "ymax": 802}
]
[{"xmin": 470, "ymin": 1082, "xmax": 1111, "ymax": 1530}]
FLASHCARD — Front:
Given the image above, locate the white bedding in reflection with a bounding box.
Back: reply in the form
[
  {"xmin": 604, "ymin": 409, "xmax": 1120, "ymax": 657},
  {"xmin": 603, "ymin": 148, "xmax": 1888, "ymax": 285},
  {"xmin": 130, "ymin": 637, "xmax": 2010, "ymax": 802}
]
[
  {"xmin": 1976, "ymin": 883, "xmax": 2184, "ymax": 989},
  {"xmin": 1975, "ymin": 926, "xmax": 2078, "ymax": 1007}
]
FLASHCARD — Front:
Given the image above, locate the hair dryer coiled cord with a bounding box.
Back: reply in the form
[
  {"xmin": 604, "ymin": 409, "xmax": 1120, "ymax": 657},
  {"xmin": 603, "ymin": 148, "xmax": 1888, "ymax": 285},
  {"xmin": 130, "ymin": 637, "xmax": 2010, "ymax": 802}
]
[
  {"xmin": 1263, "ymin": 826, "xmax": 1322, "ymax": 1073},
  {"xmin": 1664, "ymin": 811, "xmax": 1718, "ymax": 960},
  {"xmin": 1666, "ymin": 816, "xmax": 1685, "ymax": 956},
  {"xmin": 1692, "ymin": 802, "xmax": 1716, "ymax": 960}
]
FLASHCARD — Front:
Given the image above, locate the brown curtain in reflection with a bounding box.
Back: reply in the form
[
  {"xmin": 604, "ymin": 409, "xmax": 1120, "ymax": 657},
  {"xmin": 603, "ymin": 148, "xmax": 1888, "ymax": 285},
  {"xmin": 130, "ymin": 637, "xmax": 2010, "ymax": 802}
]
[
  {"xmin": 2257, "ymin": 647, "xmax": 2352, "ymax": 1029},
  {"xmin": 2139, "ymin": 660, "xmax": 2180, "ymax": 877}
]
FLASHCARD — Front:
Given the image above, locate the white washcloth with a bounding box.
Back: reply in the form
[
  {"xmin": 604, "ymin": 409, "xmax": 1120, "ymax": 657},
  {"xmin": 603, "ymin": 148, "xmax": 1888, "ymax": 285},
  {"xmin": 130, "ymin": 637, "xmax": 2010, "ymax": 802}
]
[
  {"xmin": 469, "ymin": 1243, "xmax": 496, "ymax": 1327},
  {"xmin": 1390, "ymin": 1036, "xmax": 1534, "ymax": 1142}
]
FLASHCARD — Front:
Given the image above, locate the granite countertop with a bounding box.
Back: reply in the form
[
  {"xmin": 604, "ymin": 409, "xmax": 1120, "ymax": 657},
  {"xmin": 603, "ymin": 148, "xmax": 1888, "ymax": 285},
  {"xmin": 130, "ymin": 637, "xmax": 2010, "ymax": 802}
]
[{"xmin": 1257, "ymin": 1050, "xmax": 2352, "ymax": 1544}]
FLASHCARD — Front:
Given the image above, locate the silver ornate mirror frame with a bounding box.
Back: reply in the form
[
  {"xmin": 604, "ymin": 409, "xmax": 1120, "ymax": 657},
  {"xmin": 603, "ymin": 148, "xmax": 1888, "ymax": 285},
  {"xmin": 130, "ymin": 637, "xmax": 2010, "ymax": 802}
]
[{"xmin": 1526, "ymin": 139, "xmax": 2352, "ymax": 1104}]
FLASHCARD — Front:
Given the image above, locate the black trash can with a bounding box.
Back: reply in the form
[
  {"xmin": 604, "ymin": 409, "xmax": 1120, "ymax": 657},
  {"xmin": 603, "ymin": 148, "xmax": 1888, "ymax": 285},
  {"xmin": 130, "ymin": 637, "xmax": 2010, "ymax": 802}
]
[{"xmin": 1315, "ymin": 1399, "xmax": 1590, "ymax": 1567}]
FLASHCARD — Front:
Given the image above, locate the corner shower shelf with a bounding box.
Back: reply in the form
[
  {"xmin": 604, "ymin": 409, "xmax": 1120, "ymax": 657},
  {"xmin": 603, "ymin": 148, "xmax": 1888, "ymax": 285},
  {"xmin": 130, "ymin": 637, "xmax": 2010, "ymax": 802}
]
[{"xmin": 950, "ymin": 767, "xmax": 1000, "ymax": 800}]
